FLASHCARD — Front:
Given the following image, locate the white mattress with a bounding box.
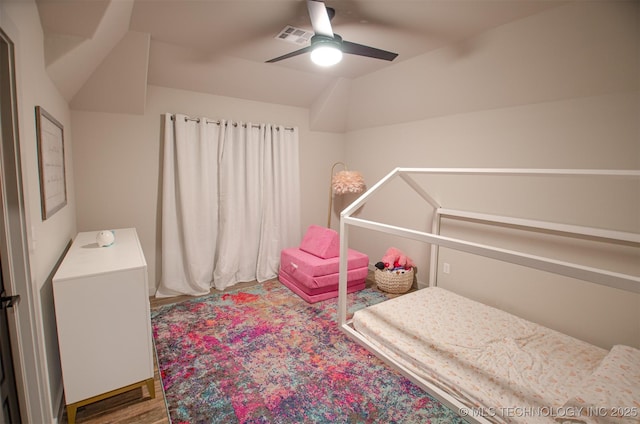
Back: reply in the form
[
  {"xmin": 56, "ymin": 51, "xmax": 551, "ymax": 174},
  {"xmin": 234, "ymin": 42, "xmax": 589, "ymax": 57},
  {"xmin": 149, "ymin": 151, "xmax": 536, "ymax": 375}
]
[{"xmin": 352, "ymin": 287, "xmax": 608, "ymax": 423}]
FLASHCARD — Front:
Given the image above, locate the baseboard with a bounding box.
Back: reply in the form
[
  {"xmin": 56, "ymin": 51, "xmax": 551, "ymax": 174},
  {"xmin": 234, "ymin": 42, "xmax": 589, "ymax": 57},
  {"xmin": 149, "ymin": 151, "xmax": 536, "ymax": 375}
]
[{"xmin": 54, "ymin": 385, "xmax": 65, "ymax": 424}]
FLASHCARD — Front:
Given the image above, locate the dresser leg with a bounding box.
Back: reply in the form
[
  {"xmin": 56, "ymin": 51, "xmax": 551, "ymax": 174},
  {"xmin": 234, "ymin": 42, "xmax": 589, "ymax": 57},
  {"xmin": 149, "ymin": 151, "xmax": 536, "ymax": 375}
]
[
  {"xmin": 145, "ymin": 377, "xmax": 156, "ymax": 399},
  {"xmin": 66, "ymin": 404, "xmax": 78, "ymax": 424}
]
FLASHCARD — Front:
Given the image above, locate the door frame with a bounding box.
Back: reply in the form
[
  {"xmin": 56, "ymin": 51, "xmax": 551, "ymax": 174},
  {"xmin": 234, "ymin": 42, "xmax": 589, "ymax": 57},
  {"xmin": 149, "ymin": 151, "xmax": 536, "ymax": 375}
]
[{"xmin": 0, "ymin": 21, "xmax": 50, "ymax": 424}]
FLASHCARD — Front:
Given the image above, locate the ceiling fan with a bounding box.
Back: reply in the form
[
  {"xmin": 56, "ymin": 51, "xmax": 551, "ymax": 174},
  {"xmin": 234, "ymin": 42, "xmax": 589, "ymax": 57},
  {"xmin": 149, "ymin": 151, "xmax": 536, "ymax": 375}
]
[{"xmin": 266, "ymin": 0, "xmax": 398, "ymax": 66}]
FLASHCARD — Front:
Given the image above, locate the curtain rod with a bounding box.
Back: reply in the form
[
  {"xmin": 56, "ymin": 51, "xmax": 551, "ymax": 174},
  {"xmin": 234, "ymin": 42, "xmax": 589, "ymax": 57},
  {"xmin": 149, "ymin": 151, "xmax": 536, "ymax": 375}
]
[{"xmin": 170, "ymin": 115, "xmax": 295, "ymax": 131}]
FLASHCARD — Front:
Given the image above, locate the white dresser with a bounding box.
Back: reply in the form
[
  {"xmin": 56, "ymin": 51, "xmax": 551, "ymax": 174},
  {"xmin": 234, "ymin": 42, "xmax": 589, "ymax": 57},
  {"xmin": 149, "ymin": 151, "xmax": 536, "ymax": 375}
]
[{"xmin": 53, "ymin": 228, "xmax": 155, "ymax": 423}]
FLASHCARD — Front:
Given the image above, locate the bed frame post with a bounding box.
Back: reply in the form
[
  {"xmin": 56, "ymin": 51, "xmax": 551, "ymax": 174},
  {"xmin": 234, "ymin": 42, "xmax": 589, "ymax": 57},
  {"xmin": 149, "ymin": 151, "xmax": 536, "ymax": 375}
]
[
  {"xmin": 338, "ymin": 211, "xmax": 349, "ymax": 327},
  {"xmin": 429, "ymin": 210, "xmax": 442, "ymax": 287}
]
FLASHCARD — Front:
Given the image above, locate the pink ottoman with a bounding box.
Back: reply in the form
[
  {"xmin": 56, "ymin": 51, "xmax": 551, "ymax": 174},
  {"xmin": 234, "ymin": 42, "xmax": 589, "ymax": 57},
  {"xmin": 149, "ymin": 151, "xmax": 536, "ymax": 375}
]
[{"xmin": 278, "ymin": 225, "xmax": 369, "ymax": 303}]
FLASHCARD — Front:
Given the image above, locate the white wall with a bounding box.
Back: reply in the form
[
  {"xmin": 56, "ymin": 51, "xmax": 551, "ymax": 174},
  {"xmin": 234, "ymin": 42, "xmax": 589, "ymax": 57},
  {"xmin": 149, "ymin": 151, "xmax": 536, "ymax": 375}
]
[
  {"xmin": 71, "ymin": 85, "xmax": 346, "ymax": 294},
  {"xmin": 343, "ymin": 1, "xmax": 639, "ymax": 349},
  {"xmin": 69, "ymin": 1, "xmax": 640, "ymax": 350},
  {"xmin": 0, "ymin": 1, "xmax": 77, "ymax": 422}
]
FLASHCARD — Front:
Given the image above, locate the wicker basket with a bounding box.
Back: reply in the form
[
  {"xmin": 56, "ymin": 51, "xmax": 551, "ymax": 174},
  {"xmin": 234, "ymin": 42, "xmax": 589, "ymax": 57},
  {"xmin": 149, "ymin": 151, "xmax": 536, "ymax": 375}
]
[{"xmin": 375, "ymin": 268, "xmax": 414, "ymax": 294}]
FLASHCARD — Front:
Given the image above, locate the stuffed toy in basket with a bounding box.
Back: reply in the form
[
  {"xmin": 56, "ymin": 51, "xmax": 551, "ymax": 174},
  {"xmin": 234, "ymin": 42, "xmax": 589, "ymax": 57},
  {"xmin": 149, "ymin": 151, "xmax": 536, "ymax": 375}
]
[{"xmin": 374, "ymin": 247, "xmax": 415, "ymax": 294}]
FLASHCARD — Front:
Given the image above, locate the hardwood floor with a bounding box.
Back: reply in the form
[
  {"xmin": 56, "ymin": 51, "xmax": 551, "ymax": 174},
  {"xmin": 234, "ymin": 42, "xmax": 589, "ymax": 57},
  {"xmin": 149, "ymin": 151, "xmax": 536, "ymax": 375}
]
[{"xmin": 59, "ymin": 357, "xmax": 168, "ymax": 424}]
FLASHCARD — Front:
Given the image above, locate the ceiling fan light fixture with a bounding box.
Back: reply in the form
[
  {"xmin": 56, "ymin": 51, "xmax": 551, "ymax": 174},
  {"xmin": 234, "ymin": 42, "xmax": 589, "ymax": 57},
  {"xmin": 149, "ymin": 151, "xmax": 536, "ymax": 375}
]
[
  {"xmin": 311, "ymin": 45, "xmax": 342, "ymax": 66},
  {"xmin": 310, "ymin": 34, "xmax": 343, "ymax": 67}
]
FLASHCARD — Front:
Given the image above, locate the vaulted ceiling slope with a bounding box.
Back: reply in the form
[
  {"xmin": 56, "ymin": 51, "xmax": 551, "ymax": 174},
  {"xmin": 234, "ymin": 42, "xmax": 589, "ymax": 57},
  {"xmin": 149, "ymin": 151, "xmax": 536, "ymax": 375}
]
[{"xmin": 37, "ymin": 0, "xmax": 563, "ymax": 128}]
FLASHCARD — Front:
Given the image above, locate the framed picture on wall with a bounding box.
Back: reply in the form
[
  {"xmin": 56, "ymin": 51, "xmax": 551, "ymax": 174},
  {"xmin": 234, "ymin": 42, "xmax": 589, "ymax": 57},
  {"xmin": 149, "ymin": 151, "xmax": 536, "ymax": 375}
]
[{"xmin": 35, "ymin": 106, "xmax": 67, "ymax": 220}]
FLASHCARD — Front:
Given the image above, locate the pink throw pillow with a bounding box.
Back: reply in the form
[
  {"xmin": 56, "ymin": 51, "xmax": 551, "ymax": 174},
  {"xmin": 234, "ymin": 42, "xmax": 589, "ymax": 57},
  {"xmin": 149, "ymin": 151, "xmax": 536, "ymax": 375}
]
[{"xmin": 299, "ymin": 225, "xmax": 340, "ymax": 259}]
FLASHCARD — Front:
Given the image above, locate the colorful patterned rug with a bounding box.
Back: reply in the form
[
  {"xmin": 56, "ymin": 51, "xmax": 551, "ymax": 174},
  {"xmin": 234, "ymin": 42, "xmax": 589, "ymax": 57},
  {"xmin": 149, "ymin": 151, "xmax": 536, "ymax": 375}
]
[{"xmin": 151, "ymin": 280, "xmax": 463, "ymax": 423}]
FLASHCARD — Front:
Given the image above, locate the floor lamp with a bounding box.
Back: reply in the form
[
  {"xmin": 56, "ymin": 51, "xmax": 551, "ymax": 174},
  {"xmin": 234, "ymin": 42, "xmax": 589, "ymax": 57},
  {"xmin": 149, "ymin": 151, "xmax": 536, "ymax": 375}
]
[{"xmin": 327, "ymin": 162, "xmax": 365, "ymax": 228}]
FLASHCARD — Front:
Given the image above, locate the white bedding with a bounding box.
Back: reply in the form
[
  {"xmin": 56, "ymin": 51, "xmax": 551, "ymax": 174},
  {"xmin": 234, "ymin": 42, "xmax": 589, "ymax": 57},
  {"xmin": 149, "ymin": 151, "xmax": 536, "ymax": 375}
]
[{"xmin": 352, "ymin": 287, "xmax": 609, "ymax": 423}]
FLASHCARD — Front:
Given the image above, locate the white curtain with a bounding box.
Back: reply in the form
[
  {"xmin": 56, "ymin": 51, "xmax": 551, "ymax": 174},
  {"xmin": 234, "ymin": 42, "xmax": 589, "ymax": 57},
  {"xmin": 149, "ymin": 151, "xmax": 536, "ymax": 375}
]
[{"xmin": 156, "ymin": 114, "xmax": 301, "ymax": 297}]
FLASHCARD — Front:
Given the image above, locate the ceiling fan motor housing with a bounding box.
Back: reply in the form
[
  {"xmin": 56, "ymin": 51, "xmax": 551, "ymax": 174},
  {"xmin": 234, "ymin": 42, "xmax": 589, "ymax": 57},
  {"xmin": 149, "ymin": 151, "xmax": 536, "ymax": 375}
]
[{"xmin": 311, "ymin": 33, "xmax": 342, "ymax": 49}]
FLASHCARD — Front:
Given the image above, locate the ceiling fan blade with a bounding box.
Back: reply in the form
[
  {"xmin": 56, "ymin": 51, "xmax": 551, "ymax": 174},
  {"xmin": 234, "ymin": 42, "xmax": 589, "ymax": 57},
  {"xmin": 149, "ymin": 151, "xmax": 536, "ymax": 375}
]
[
  {"xmin": 306, "ymin": 0, "xmax": 333, "ymax": 37},
  {"xmin": 342, "ymin": 40, "xmax": 398, "ymax": 62},
  {"xmin": 266, "ymin": 45, "xmax": 313, "ymax": 63}
]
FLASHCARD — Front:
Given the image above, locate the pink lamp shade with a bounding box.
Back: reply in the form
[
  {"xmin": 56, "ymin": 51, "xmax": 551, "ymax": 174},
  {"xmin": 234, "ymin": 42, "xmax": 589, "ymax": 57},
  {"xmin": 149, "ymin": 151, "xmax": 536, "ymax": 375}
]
[
  {"xmin": 328, "ymin": 162, "xmax": 365, "ymax": 228},
  {"xmin": 332, "ymin": 170, "xmax": 366, "ymax": 195}
]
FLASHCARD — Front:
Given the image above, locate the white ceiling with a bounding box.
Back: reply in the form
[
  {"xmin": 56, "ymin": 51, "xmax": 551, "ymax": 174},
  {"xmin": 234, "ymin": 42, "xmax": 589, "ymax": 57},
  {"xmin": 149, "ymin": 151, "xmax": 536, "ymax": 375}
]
[{"xmin": 36, "ymin": 0, "xmax": 564, "ymax": 112}]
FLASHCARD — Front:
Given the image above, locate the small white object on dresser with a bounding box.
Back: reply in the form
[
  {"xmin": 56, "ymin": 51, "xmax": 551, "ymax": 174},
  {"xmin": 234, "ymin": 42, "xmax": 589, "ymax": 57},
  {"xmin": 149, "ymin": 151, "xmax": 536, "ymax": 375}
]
[{"xmin": 52, "ymin": 228, "xmax": 155, "ymax": 424}]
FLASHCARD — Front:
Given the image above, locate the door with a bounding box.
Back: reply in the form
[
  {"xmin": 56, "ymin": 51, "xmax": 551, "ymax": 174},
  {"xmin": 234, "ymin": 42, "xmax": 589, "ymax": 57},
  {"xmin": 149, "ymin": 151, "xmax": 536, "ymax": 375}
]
[{"xmin": 0, "ymin": 257, "xmax": 20, "ymax": 424}]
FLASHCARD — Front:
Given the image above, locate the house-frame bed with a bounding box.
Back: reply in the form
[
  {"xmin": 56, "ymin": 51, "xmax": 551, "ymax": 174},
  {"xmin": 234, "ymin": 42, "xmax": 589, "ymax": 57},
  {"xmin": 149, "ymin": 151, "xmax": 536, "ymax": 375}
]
[{"xmin": 336, "ymin": 168, "xmax": 640, "ymax": 424}]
